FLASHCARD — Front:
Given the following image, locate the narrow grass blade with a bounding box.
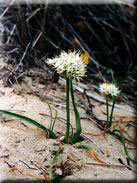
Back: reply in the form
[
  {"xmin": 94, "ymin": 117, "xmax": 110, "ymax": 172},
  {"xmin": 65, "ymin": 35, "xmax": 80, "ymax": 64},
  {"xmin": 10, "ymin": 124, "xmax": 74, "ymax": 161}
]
[
  {"xmin": 51, "ymin": 110, "xmax": 58, "ymax": 132},
  {"xmin": 0, "ymin": 110, "xmax": 56, "ymax": 139},
  {"xmin": 113, "ymin": 128, "xmax": 137, "ymax": 163},
  {"xmin": 46, "ymin": 102, "xmax": 53, "ymax": 130}
]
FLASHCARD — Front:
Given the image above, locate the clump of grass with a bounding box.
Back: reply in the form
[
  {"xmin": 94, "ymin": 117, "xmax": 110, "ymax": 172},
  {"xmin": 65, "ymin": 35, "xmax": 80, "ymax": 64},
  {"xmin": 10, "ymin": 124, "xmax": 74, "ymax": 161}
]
[{"xmin": 44, "ymin": 147, "xmax": 64, "ymax": 182}]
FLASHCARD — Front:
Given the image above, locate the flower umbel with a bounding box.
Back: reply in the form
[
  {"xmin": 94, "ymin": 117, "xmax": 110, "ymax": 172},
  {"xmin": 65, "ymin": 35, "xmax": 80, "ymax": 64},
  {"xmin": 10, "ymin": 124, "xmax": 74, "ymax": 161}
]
[
  {"xmin": 99, "ymin": 83, "xmax": 120, "ymax": 97},
  {"xmin": 47, "ymin": 50, "xmax": 86, "ymax": 80},
  {"xmin": 99, "ymin": 82, "xmax": 120, "ymax": 129}
]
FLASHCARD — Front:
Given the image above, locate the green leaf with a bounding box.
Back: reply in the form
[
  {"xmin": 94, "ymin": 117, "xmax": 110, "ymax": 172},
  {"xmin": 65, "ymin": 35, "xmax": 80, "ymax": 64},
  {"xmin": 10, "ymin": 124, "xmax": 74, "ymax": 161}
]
[
  {"xmin": 113, "ymin": 128, "xmax": 137, "ymax": 163},
  {"xmin": 0, "ymin": 110, "xmax": 56, "ymax": 139},
  {"xmin": 70, "ymin": 79, "xmax": 82, "ymax": 144}
]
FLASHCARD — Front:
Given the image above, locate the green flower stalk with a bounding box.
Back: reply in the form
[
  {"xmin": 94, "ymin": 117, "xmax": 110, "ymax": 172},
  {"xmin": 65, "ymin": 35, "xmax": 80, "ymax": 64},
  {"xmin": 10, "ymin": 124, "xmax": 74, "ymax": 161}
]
[
  {"xmin": 105, "ymin": 95, "xmax": 109, "ymax": 125},
  {"xmin": 47, "ymin": 50, "xmax": 87, "ymax": 144},
  {"xmin": 99, "ymin": 83, "xmax": 120, "ymax": 129},
  {"xmin": 108, "ymin": 96, "xmax": 116, "ymax": 128},
  {"xmin": 70, "ymin": 79, "xmax": 82, "ymax": 143},
  {"xmin": 65, "ymin": 78, "xmax": 71, "ymax": 143}
]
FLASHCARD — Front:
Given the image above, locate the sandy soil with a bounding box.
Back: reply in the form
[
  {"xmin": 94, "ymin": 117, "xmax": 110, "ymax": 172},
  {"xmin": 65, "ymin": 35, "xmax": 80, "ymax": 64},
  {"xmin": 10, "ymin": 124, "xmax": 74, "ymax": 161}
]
[{"xmin": 0, "ymin": 63, "xmax": 136, "ymax": 182}]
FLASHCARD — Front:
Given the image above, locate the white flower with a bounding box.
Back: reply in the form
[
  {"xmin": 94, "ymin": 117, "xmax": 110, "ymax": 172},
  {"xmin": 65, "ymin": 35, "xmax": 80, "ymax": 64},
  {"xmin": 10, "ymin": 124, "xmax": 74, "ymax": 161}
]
[
  {"xmin": 47, "ymin": 50, "xmax": 86, "ymax": 80},
  {"xmin": 99, "ymin": 83, "xmax": 120, "ymax": 97}
]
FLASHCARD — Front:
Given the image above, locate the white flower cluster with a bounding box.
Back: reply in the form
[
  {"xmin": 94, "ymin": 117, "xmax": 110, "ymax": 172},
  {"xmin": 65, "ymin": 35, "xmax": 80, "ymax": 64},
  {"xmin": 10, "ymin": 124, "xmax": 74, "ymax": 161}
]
[
  {"xmin": 47, "ymin": 50, "xmax": 86, "ymax": 80},
  {"xmin": 99, "ymin": 83, "xmax": 120, "ymax": 97}
]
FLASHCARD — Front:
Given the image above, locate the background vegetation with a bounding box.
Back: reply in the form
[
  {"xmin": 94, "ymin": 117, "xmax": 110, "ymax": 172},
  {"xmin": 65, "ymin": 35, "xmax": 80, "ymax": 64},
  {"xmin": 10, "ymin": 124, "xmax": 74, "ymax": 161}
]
[{"xmin": 0, "ymin": 3, "xmax": 137, "ymax": 101}]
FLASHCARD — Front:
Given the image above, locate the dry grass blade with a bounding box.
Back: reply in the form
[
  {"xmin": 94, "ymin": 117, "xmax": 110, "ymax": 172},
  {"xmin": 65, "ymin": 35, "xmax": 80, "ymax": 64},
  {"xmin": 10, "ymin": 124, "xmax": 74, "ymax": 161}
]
[
  {"xmin": 0, "ymin": 0, "xmax": 16, "ymax": 19},
  {"xmin": 77, "ymin": 144, "xmax": 106, "ymax": 164}
]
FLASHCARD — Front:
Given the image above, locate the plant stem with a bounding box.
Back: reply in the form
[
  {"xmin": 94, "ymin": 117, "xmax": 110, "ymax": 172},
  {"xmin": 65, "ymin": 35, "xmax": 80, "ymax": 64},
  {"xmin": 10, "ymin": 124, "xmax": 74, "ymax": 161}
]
[
  {"xmin": 107, "ymin": 96, "xmax": 116, "ymax": 128},
  {"xmin": 70, "ymin": 79, "xmax": 82, "ymax": 144},
  {"xmin": 64, "ymin": 78, "xmax": 71, "ymax": 143},
  {"xmin": 105, "ymin": 95, "xmax": 109, "ymax": 128}
]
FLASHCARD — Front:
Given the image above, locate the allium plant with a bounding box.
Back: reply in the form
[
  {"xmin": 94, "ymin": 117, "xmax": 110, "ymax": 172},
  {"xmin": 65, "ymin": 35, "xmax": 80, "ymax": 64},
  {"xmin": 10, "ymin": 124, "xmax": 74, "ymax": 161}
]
[
  {"xmin": 47, "ymin": 50, "xmax": 88, "ymax": 144},
  {"xmin": 99, "ymin": 83, "xmax": 120, "ymax": 129},
  {"xmin": 99, "ymin": 83, "xmax": 137, "ymax": 163}
]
